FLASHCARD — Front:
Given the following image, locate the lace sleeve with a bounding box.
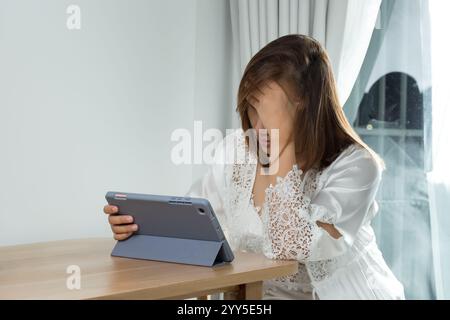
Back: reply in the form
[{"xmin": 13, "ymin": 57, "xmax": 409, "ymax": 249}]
[
  {"xmin": 263, "ymin": 145, "xmax": 382, "ymax": 262},
  {"xmin": 262, "ymin": 166, "xmax": 324, "ymax": 261}
]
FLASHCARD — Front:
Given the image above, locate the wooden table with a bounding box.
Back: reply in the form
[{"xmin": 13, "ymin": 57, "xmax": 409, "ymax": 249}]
[{"xmin": 0, "ymin": 238, "xmax": 298, "ymax": 300}]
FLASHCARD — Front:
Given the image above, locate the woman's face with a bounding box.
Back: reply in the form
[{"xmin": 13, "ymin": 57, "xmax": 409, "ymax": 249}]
[{"xmin": 246, "ymin": 80, "xmax": 297, "ymax": 155}]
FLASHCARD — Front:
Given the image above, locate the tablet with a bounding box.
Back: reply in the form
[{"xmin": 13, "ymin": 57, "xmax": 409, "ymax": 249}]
[{"xmin": 105, "ymin": 191, "xmax": 234, "ymax": 267}]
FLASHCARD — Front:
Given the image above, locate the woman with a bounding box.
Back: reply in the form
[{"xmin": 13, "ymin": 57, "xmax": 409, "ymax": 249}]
[{"xmin": 103, "ymin": 34, "xmax": 405, "ymax": 300}]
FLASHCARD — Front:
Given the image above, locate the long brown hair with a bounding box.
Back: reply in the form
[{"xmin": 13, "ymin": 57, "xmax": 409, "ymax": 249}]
[{"xmin": 236, "ymin": 34, "xmax": 384, "ymax": 171}]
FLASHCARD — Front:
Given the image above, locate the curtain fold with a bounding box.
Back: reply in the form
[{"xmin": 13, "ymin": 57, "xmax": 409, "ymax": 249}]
[
  {"xmin": 428, "ymin": 0, "xmax": 450, "ymax": 299},
  {"xmin": 229, "ymin": 0, "xmax": 382, "ymax": 128},
  {"xmin": 336, "ymin": 0, "xmax": 442, "ymax": 299}
]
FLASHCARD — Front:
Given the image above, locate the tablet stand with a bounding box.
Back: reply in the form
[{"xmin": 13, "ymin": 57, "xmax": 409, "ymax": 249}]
[{"xmin": 111, "ymin": 235, "xmax": 228, "ymax": 267}]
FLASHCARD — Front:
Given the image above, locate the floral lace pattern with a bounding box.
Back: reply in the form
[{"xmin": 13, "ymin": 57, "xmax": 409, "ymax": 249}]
[
  {"xmin": 224, "ymin": 130, "xmax": 258, "ymax": 251},
  {"xmin": 258, "ymin": 165, "xmax": 332, "ymax": 288},
  {"xmin": 226, "ymin": 130, "xmax": 339, "ymax": 290},
  {"xmin": 262, "ymin": 165, "xmax": 320, "ymax": 261},
  {"xmin": 265, "ymin": 262, "xmax": 313, "ymax": 292},
  {"xmin": 305, "ymin": 259, "xmax": 340, "ymax": 282}
]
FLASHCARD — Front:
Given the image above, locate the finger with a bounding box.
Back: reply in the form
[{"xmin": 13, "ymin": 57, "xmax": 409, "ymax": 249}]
[
  {"xmin": 114, "ymin": 232, "xmax": 132, "ymax": 241},
  {"xmin": 103, "ymin": 205, "xmax": 118, "ymax": 214},
  {"xmin": 111, "ymin": 224, "xmax": 138, "ymax": 234},
  {"xmin": 108, "ymin": 215, "xmax": 133, "ymax": 225}
]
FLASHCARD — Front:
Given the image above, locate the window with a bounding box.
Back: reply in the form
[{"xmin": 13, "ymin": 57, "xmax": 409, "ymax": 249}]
[{"xmin": 344, "ymin": 0, "xmax": 436, "ymax": 299}]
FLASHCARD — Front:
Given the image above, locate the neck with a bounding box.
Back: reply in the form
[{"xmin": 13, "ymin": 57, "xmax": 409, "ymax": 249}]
[{"xmin": 259, "ymin": 138, "xmax": 298, "ymax": 169}]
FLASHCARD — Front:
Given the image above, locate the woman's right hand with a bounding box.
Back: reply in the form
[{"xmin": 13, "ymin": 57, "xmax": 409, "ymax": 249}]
[{"xmin": 103, "ymin": 205, "xmax": 138, "ymax": 241}]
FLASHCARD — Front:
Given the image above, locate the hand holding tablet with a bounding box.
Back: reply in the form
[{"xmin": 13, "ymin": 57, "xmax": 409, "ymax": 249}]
[{"xmin": 104, "ymin": 191, "xmax": 234, "ymax": 267}]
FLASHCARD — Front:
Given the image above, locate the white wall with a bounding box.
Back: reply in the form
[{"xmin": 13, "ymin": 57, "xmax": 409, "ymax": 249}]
[
  {"xmin": 193, "ymin": 0, "xmax": 233, "ymax": 180},
  {"xmin": 0, "ymin": 0, "xmax": 232, "ymax": 245}
]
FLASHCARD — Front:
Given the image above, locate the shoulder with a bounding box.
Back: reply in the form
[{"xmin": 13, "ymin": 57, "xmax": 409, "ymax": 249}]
[{"xmin": 321, "ymin": 143, "xmax": 383, "ymax": 187}]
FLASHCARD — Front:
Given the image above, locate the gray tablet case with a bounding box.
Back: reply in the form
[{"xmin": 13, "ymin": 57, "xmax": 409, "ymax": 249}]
[{"xmin": 105, "ymin": 191, "xmax": 234, "ymax": 267}]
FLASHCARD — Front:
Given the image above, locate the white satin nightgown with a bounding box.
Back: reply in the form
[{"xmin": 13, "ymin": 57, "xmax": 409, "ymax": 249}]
[{"xmin": 186, "ymin": 129, "xmax": 405, "ymax": 300}]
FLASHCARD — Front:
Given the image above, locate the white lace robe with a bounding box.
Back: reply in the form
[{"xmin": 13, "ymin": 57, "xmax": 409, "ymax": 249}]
[{"xmin": 187, "ymin": 129, "xmax": 405, "ymax": 300}]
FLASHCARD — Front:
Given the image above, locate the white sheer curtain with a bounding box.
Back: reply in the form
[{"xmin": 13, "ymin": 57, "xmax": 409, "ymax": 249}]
[
  {"xmin": 428, "ymin": 0, "xmax": 450, "ymax": 300},
  {"xmin": 341, "ymin": 0, "xmax": 447, "ymax": 299},
  {"xmin": 229, "ymin": 0, "xmax": 382, "ymax": 127}
]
